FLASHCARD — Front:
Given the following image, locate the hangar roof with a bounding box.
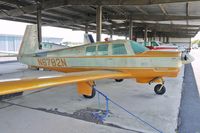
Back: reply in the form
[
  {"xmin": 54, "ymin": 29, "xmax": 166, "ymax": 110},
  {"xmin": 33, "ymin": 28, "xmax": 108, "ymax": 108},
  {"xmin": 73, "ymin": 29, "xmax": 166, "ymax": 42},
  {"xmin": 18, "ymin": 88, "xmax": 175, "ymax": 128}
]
[{"xmin": 1, "ymin": 0, "xmax": 200, "ymax": 38}]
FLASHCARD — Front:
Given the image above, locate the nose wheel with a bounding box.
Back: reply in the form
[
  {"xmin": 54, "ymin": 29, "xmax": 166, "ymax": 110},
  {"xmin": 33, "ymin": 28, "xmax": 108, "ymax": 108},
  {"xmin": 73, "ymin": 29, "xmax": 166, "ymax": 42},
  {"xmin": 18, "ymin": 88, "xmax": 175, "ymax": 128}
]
[
  {"xmin": 149, "ymin": 77, "xmax": 166, "ymax": 95},
  {"xmin": 154, "ymin": 84, "xmax": 166, "ymax": 95}
]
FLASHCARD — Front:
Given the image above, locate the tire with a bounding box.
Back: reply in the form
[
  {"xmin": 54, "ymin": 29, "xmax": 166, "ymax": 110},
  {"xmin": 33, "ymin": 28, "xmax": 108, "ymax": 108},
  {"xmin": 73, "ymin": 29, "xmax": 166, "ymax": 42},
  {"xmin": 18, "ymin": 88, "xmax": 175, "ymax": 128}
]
[
  {"xmin": 115, "ymin": 79, "xmax": 124, "ymax": 82},
  {"xmin": 154, "ymin": 84, "xmax": 166, "ymax": 95},
  {"xmin": 83, "ymin": 88, "xmax": 96, "ymax": 99}
]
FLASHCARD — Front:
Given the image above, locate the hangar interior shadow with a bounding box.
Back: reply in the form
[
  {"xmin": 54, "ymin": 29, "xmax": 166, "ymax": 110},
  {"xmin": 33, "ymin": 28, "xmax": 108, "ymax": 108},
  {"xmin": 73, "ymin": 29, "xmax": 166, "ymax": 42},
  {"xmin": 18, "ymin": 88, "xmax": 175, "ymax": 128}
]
[{"xmin": 178, "ymin": 64, "xmax": 200, "ymax": 133}]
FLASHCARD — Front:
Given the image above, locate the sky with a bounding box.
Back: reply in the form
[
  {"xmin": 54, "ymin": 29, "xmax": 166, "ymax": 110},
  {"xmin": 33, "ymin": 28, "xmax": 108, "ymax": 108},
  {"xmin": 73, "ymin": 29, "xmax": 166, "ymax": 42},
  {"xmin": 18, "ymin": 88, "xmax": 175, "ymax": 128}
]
[
  {"xmin": 192, "ymin": 31, "xmax": 200, "ymax": 41},
  {"xmin": 0, "ymin": 19, "xmax": 125, "ymax": 43}
]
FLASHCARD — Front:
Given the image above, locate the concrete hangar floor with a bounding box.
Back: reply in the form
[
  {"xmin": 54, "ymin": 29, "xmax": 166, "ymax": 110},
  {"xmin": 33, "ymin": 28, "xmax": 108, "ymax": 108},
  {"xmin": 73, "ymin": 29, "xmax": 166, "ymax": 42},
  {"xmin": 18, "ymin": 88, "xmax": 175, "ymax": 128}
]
[{"xmin": 0, "ymin": 49, "xmax": 199, "ymax": 133}]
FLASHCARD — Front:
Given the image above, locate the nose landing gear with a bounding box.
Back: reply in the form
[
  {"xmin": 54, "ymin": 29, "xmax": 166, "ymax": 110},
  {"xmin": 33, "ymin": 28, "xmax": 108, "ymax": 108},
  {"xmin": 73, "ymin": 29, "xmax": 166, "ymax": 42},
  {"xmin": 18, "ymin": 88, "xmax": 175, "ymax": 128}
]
[
  {"xmin": 149, "ymin": 77, "xmax": 166, "ymax": 95},
  {"xmin": 154, "ymin": 84, "xmax": 166, "ymax": 95}
]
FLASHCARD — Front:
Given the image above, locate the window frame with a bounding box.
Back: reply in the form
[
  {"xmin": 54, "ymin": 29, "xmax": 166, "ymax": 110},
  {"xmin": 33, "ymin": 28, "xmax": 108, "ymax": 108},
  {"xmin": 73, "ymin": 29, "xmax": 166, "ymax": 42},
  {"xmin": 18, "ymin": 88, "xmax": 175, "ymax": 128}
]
[
  {"xmin": 111, "ymin": 43, "xmax": 128, "ymax": 55},
  {"xmin": 97, "ymin": 44, "xmax": 109, "ymax": 56},
  {"xmin": 85, "ymin": 45, "xmax": 97, "ymax": 56}
]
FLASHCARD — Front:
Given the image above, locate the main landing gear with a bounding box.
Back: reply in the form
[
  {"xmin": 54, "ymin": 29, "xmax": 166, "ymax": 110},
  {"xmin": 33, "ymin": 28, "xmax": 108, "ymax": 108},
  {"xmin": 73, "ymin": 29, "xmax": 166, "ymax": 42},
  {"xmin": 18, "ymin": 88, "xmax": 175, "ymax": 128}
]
[
  {"xmin": 77, "ymin": 81, "xmax": 96, "ymax": 99},
  {"xmin": 149, "ymin": 77, "xmax": 166, "ymax": 95},
  {"xmin": 115, "ymin": 79, "xmax": 124, "ymax": 82},
  {"xmin": 83, "ymin": 87, "xmax": 96, "ymax": 99},
  {"xmin": 83, "ymin": 79, "xmax": 124, "ymax": 98}
]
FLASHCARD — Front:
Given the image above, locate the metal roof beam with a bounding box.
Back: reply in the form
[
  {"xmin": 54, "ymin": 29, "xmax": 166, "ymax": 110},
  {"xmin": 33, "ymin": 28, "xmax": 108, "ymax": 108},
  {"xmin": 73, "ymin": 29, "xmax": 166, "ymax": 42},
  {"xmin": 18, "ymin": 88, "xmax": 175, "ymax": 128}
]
[
  {"xmin": 136, "ymin": 22, "xmax": 199, "ymax": 28},
  {"xmin": 3, "ymin": 16, "xmax": 36, "ymax": 24},
  {"xmin": 43, "ymin": 18, "xmax": 200, "ymax": 32},
  {"xmin": 104, "ymin": 22, "xmax": 198, "ymax": 31},
  {"xmin": 159, "ymin": 4, "xmax": 168, "ymax": 15},
  {"xmin": 21, "ymin": 14, "xmax": 58, "ymax": 23},
  {"xmin": 142, "ymin": 26, "xmax": 196, "ymax": 32},
  {"xmin": 115, "ymin": 26, "xmax": 196, "ymax": 33},
  {"xmin": 111, "ymin": 29, "xmax": 195, "ymax": 37},
  {"xmin": 0, "ymin": 0, "xmax": 199, "ymax": 18},
  {"xmin": 0, "ymin": 0, "xmax": 34, "ymax": 5},
  {"xmin": 43, "ymin": 0, "xmax": 200, "ymax": 6},
  {"xmin": 0, "ymin": 0, "xmax": 25, "ymax": 5},
  {"xmin": 108, "ymin": 14, "xmax": 200, "ymax": 21},
  {"xmin": 44, "ymin": 19, "xmax": 198, "ymax": 36},
  {"xmin": 135, "ymin": 6, "xmax": 148, "ymax": 15}
]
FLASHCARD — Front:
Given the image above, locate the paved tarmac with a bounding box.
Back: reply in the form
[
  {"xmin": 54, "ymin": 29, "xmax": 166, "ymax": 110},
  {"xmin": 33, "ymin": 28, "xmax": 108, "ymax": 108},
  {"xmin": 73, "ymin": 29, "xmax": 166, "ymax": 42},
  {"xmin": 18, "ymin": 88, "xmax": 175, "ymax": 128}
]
[
  {"xmin": 0, "ymin": 61, "xmax": 184, "ymax": 133},
  {"xmin": 178, "ymin": 49, "xmax": 200, "ymax": 133}
]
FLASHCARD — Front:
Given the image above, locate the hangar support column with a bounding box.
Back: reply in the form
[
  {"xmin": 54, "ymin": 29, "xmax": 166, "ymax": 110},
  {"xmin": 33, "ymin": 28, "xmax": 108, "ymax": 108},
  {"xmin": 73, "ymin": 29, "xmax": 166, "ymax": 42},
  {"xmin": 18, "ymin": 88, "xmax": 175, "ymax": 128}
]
[
  {"xmin": 129, "ymin": 18, "xmax": 133, "ymax": 40},
  {"xmin": 144, "ymin": 27, "xmax": 148, "ymax": 43},
  {"xmin": 96, "ymin": 5, "xmax": 102, "ymax": 42},
  {"xmin": 189, "ymin": 38, "xmax": 192, "ymax": 48},
  {"xmin": 37, "ymin": 3, "xmax": 42, "ymax": 49},
  {"xmin": 85, "ymin": 24, "xmax": 88, "ymax": 34},
  {"xmin": 110, "ymin": 26, "xmax": 113, "ymax": 39},
  {"xmin": 29, "ymin": 2, "xmax": 42, "ymax": 70},
  {"xmin": 166, "ymin": 36, "xmax": 169, "ymax": 43},
  {"xmin": 159, "ymin": 34, "xmax": 161, "ymax": 41},
  {"xmin": 162, "ymin": 34, "xmax": 165, "ymax": 43},
  {"xmin": 153, "ymin": 31, "xmax": 156, "ymax": 41}
]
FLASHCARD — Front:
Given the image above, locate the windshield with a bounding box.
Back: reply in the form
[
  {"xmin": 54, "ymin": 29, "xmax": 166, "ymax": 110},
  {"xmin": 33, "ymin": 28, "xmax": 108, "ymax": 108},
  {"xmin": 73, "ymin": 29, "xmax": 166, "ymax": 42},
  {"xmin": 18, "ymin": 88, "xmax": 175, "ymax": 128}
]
[{"xmin": 130, "ymin": 41, "xmax": 148, "ymax": 54}]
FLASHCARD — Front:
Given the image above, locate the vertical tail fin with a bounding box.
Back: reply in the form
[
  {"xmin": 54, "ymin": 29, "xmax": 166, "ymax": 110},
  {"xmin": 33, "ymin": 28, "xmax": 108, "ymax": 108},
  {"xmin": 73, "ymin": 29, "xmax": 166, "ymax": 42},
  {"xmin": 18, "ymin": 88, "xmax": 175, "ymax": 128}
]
[{"xmin": 18, "ymin": 25, "xmax": 39, "ymax": 56}]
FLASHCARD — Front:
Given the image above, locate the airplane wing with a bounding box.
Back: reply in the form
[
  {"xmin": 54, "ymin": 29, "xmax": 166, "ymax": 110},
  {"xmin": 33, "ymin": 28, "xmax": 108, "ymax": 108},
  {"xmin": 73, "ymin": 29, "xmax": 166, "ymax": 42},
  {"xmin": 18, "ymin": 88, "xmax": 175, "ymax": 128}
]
[{"xmin": 0, "ymin": 70, "xmax": 131, "ymax": 95}]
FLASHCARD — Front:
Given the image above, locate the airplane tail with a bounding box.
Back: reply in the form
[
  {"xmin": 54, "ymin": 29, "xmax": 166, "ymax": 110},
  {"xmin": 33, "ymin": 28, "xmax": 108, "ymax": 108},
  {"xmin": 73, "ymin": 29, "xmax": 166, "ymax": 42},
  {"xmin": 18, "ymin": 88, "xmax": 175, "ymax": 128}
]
[{"xmin": 18, "ymin": 25, "xmax": 39, "ymax": 57}]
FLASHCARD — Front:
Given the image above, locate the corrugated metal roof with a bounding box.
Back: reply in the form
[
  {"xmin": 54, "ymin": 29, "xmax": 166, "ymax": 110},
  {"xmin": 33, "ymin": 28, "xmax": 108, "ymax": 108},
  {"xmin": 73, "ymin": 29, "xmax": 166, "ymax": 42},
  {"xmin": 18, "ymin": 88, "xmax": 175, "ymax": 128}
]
[{"xmin": 0, "ymin": 0, "xmax": 200, "ymax": 38}]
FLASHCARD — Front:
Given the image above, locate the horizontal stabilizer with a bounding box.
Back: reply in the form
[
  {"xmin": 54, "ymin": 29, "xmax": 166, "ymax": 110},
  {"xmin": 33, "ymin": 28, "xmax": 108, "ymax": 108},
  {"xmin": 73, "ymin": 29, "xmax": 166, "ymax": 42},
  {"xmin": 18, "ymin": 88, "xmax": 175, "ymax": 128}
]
[
  {"xmin": 0, "ymin": 55, "xmax": 18, "ymax": 57},
  {"xmin": 0, "ymin": 51, "xmax": 18, "ymax": 57}
]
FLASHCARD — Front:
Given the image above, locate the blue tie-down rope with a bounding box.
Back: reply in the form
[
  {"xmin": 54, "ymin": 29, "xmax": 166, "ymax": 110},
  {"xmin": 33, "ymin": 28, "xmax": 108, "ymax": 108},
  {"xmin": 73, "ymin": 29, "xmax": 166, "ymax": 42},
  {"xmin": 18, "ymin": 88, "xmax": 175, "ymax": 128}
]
[
  {"xmin": 92, "ymin": 89, "xmax": 110, "ymax": 123},
  {"xmin": 92, "ymin": 87, "xmax": 163, "ymax": 133}
]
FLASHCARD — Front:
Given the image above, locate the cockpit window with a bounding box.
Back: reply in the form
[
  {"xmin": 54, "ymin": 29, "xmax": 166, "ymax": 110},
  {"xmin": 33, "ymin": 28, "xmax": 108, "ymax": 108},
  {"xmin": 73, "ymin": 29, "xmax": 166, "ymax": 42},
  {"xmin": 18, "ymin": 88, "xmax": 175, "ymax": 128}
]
[
  {"xmin": 97, "ymin": 44, "xmax": 108, "ymax": 55},
  {"xmin": 112, "ymin": 44, "xmax": 127, "ymax": 55},
  {"xmin": 86, "ymin": 46, "xmax": 96, "ymax": 56},
  {"xmin": 130, "ymin": 41, "xmax": 148, "ymax": 54}
]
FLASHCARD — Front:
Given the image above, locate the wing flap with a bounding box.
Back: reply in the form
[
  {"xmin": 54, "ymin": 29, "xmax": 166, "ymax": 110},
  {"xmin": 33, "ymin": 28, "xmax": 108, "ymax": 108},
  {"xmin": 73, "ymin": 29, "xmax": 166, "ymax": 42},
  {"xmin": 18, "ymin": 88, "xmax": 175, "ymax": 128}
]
[{"xmin": 0, "ymin": 70, "xmax": 130, "ymax": 95}]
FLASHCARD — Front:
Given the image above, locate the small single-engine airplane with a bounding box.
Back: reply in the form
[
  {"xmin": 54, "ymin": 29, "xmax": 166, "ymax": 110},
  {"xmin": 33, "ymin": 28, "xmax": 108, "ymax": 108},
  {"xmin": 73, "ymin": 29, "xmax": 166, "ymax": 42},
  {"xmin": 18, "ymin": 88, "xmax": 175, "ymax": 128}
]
[
  {"xmin": 144, "ymin": 41, "xmax": 180, "ymax": 51},
  {"xmin": 0, "ymin": 25, "xmax": 194, "ymax": 99}
]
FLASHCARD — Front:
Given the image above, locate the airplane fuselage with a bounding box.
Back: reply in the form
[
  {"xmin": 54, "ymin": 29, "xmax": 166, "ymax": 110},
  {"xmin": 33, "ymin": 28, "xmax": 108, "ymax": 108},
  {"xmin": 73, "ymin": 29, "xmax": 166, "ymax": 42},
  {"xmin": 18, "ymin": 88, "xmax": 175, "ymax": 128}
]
[
  {"xmin": 0, "ymin": 25, "xmax": 194, "ymax": 98},
  {"xmin": 19, "ymin": 40, "xmax": 183, "ymax": 83}
]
